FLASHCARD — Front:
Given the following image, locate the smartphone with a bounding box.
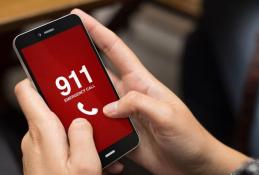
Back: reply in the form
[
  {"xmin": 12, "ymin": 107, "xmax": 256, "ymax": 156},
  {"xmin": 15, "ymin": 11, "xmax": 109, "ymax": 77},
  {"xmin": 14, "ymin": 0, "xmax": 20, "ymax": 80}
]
[{"xmin": 13, "ymin": 14, "xmax": 139, "ymax": 168}]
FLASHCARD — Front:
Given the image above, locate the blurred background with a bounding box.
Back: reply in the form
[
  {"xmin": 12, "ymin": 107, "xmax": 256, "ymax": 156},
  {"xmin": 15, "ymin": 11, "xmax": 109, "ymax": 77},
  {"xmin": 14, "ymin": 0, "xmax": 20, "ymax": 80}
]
[{"xmin": 0, "ymin": 0, "xmax": 259, "ymax": 174}]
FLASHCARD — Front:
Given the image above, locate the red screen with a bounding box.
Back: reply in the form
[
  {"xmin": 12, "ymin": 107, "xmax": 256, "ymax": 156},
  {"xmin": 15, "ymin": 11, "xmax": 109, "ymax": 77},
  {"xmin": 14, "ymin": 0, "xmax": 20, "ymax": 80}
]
[{"xmin": 21, "ymin": 25, "xmax": 133, "ymax": 152}]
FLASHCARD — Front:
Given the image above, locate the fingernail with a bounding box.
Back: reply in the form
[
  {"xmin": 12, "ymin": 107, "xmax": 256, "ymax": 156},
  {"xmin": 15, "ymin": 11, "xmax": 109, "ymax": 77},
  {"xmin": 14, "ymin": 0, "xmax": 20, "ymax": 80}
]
[
  {"xmin": 72, "ymin": 118, "xmax": 87, "ymax": 126},
  {"xmin": 103, "ymin": 101, "xmax": 118, "ymax": 115}
]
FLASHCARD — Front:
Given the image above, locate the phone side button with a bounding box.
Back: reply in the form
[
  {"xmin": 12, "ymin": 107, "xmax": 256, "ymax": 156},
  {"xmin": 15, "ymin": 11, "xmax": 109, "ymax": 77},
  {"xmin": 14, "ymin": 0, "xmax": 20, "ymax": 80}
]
[{"xmin": 105, "ymin": 150, "xmax": 116, "ymax": 158}]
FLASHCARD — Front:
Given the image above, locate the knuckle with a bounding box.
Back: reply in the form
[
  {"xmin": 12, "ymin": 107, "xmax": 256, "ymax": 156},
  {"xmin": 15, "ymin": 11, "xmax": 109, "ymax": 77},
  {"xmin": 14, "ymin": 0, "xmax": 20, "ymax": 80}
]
[
  {"xmin": 163, "ymin": 103, "xmax": 175, "ymax": 116},
  {"xmin": 27, "ymin": 112, "xmax": 62, "ymax": 145},
  {"xmin": 126, "ymin": 91, "xmax": 139, "ymax": 101},
  {"xmin": 124, "ymin": 91, "xmax": 143, "ymax": 114},
  {"xmin": 28, "ymin": 123, "xmax": 43, "ymax": 144},
  {"xmin": 102, "ymin": 33, "xmax": 120, "ymax": 54},
  {"xmin": 21, "ymin": 133, "xmax": 30, "ymax": 153},
  {"xmin": 157, "ymin": 103, "xmax": 174, "ymax": 124}
]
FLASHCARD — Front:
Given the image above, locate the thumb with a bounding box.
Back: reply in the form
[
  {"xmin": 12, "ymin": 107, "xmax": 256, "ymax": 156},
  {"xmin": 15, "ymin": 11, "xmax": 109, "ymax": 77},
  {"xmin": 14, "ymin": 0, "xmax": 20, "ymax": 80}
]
[
  {"xmin": 103, "ymin": 91, "xmax": 172, "ymax": 127},
  {"xmin": 68, "ymin": 118, "xmax": 101, "ymax": 173}
]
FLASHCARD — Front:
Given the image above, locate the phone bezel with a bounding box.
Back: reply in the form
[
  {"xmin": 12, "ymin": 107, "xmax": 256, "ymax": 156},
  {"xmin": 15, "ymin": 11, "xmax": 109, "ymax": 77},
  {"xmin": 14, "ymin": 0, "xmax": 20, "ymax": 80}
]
[{"xmin": 13, "ymin": 14, "xmax": 139, "ymax": 168}]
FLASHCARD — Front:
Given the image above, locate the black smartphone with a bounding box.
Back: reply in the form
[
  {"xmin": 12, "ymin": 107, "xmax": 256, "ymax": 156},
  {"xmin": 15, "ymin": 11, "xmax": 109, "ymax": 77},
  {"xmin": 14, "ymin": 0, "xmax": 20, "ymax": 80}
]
[{"xmin": 13, "ymin": 14, "xmax": 139, "ymax": 168}]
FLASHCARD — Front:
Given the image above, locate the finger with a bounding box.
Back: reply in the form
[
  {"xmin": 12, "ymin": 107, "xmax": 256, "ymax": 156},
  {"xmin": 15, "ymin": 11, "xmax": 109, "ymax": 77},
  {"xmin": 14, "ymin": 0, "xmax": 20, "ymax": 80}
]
[
  {"xmin": 15, "ymin": 79, "xmax": 65, "ymax": 138},
  {"xmin": 68, "ymin": 118, "xmax": 101, "ymax": 174},
  {"xmin": 15, "ymin": 79, "xmax": 68, "ymax": 161},
  {"xmin": 71, "ymin": 9, "xmax": 144, "ymax": 76},
  {"xmin": 15, "ymin": 79, "xmax": 55, "ymax": 125},
  {"xmin": 103, "ymin": 91, "xmax": 173, "ymax": 127},
  {"xmin": 105, "ymin": 162, "xmax": 124, "ymax": 174}
]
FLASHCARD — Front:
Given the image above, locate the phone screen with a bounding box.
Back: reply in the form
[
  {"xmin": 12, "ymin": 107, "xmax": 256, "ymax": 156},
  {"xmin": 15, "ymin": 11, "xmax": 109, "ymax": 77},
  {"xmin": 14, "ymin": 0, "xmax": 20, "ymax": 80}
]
[{"xmin": 20, "ymin": 24, "xmax": 133, "ymax": 152}]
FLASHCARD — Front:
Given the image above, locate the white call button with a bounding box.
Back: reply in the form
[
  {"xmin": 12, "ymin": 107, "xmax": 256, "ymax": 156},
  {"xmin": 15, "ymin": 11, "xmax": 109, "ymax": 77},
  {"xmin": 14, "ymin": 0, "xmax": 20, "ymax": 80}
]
[{"xmin": 77, "ymin": 102, "xmax": 98, "ymax": 116}]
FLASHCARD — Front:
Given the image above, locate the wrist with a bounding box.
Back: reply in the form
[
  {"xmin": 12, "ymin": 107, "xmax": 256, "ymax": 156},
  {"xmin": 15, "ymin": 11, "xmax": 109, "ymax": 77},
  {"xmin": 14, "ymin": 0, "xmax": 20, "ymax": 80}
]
[{"xmin": 202, "ymin": 136, "xmax": 251, "ymax": 175}]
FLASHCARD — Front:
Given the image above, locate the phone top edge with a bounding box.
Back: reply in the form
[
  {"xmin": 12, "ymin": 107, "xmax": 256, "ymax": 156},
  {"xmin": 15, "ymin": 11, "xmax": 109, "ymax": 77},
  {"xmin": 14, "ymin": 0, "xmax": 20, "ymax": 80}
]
[
  {"xmin": 13, "ymin": 14, "xmax": 82, "ymax": 49},
  {"xmin": 13, "ymin": 13, "xmax": 71, "ymax": 42}
]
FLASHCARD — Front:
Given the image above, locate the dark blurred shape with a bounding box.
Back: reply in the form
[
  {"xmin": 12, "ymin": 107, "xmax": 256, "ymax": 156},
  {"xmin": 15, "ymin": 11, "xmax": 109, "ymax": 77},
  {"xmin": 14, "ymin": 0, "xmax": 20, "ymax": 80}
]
[
  {"xmin": 0, "ymin": 109, "xmax": 27, "ymax": 175},
  {"xmin": 183, "ymin": 0, "xmax": 259, "ymax": 156}
]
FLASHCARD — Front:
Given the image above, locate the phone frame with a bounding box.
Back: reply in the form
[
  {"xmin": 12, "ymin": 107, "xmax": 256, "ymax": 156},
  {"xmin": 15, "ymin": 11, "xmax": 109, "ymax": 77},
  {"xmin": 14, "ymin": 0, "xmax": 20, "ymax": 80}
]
[{"xmin": 13, "ymin": 14, "xmax": 139, "ymax": 168}]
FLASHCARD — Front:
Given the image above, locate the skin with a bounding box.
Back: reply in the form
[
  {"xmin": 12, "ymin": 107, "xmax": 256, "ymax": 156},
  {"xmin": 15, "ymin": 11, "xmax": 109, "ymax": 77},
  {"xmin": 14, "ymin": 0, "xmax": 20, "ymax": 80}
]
[{"xmin": 15, "ymin": 9, "xmax": 250, "ymax": 175}]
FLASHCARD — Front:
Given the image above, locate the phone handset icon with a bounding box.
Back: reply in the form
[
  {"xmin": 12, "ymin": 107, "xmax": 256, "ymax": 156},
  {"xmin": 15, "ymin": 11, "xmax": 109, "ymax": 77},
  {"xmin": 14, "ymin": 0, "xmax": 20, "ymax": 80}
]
[{"xmin": 77, "ymin": 102, "xmax": 98, "ymax": 116}]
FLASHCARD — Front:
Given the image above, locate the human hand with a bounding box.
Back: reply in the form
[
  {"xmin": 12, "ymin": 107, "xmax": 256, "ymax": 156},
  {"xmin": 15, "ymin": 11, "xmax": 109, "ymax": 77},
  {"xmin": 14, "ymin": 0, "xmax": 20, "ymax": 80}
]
[
  {"xmin": 15, "ymin": 79, "xmax": 123, "ymax": 175},
  {"xmin": 71, "ymin": 9, "xmax": 250, "ymax": 175}
]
